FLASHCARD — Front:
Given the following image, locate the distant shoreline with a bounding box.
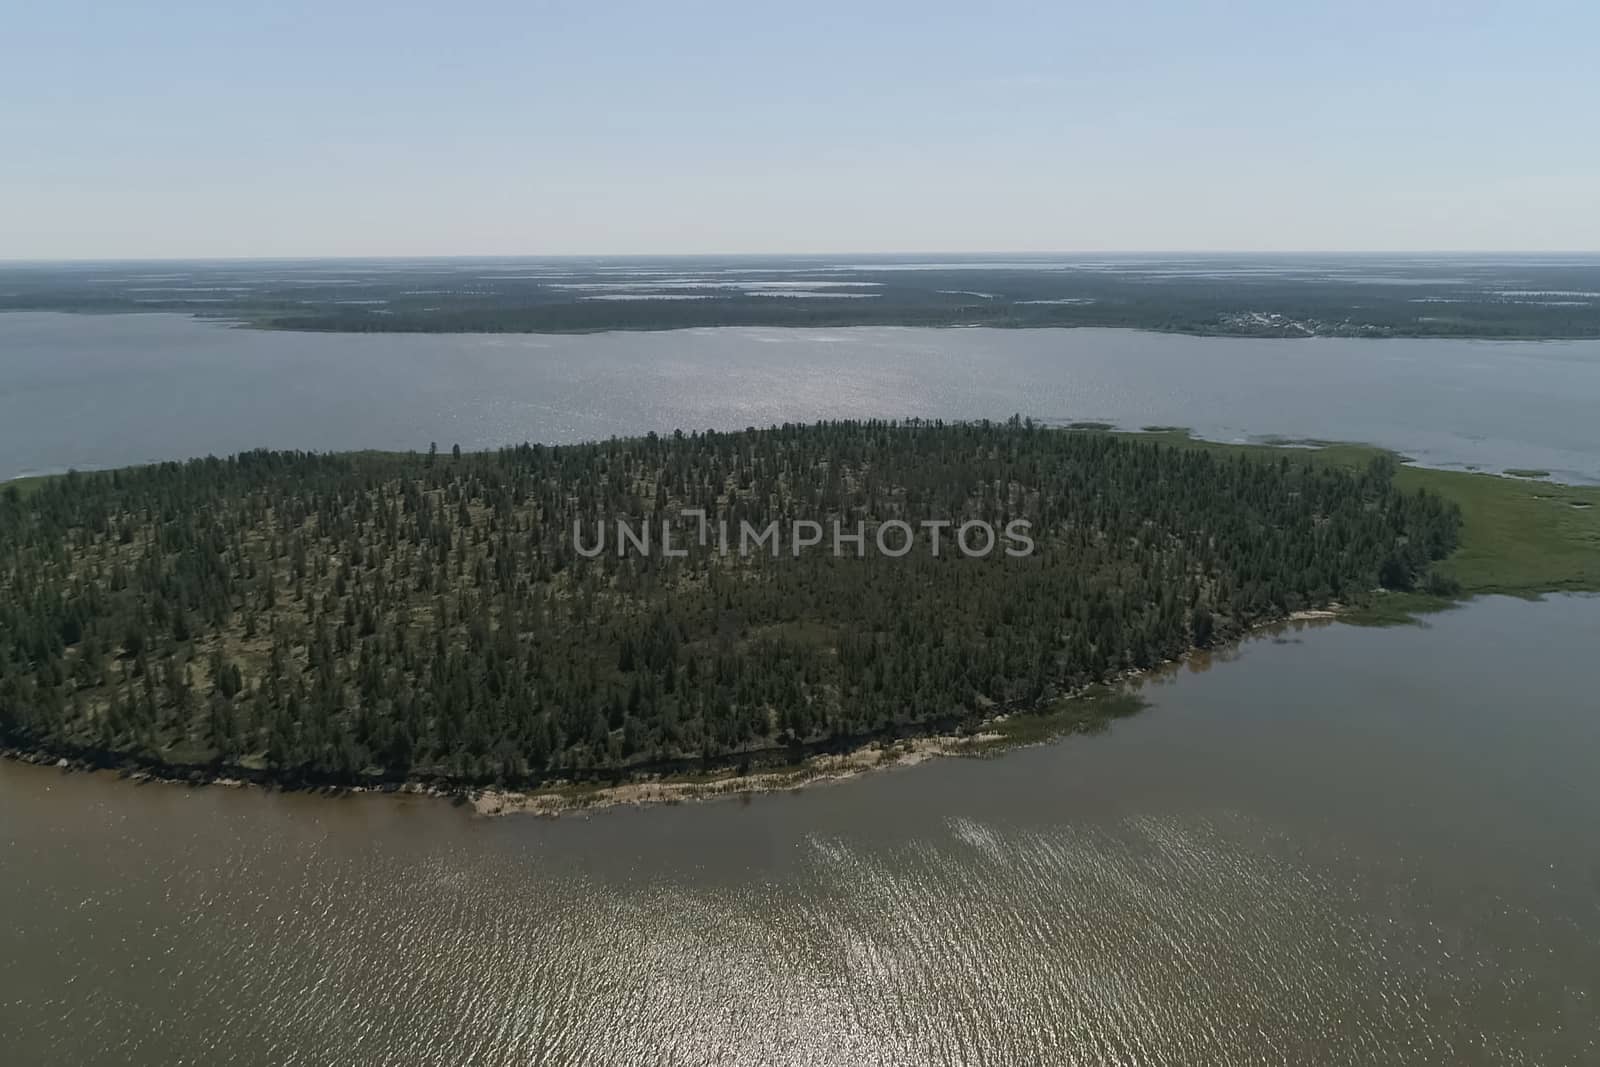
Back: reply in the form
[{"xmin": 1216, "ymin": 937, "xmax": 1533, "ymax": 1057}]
[
  {"xmin": 129, "ymin": 307, "xmax": 1600, "ymax": 342},
  {"xmin": 6, "ymin": 303, "xmax": 1599, "ymax": 341},
  {"xmin": 9, "ymin": 252, "xmax": 1600, "ymax": 339}
]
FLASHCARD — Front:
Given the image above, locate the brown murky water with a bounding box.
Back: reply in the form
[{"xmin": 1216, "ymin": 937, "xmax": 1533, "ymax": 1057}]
[{"xmin": 3, "ymin": 595, "xmax": 1598, "ymax": 1065}]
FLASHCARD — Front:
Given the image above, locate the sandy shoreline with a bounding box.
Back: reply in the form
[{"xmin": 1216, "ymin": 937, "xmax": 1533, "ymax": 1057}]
[
  {"xmin": 1, "ymin": 608, "xmax": 1345, "ymax": 818},
  {"xmin": 470, "ymin": 608, "xmax": 1342, "ymax": 816},
  {"xmin": 470, "ymin": 729, "xmax": 1011, "ymax": 816}
]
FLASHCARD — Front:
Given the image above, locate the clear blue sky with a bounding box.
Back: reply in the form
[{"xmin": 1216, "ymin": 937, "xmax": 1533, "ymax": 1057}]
[{"xmin": 3, "ymin": 0, "xmax": 1596, "ymax": 258}]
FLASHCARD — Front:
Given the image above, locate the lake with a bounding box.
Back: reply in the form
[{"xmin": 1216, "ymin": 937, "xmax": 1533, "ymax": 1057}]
[
  {"xmin": 3, "ymin": 312, "xmax": 1599, "ymax": 483},
  {"xmin": 2, "ymin": 312, "xmax": 1598, "ymax": 1064}
]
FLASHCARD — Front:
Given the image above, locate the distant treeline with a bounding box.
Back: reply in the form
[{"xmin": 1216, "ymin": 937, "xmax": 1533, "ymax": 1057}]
[{"xmin": 0, "ymin": 421, "xmax": 1460, "ymax": 786}]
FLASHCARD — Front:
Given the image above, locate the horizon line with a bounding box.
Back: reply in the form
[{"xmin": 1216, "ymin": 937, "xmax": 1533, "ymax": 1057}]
[{"xmin": 5, "ymin": 249, "xmax": 1600, "ymax": 266}]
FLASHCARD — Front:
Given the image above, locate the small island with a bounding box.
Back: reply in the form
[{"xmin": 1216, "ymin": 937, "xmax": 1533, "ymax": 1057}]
[{"xmin": 2, "ymin": 421, "xmax": 1597, "ymax": 811}]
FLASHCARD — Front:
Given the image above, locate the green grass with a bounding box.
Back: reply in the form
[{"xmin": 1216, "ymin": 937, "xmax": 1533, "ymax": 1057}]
[
  {"xmin": 1338, "ymin": 592, "xmax": 1462, "ymax": 628},
  {"xmin": 970, "ymin": 687, "xmax": 1151, "ymax": 750},
  {"xmin": 1503, "ymin": 468, "xmax": 1552, "ymax": 479},
  {"xmin": 1394, "ymin": 466, "xmax": 1600, "ymax": 596}
]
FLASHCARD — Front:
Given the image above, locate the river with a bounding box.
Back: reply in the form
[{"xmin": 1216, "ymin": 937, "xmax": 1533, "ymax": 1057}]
[
  {"xmin": 3, "ymin": 596, "xmax": 1597, "ymax": 1065},
  {"xmin": 3, "ymin": 312, "xmax": 1599, "ymax": 483}
]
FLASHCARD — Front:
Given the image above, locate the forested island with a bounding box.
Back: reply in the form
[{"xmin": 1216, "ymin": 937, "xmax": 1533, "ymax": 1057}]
[{"xmin": 0, "ymin": 421, "xmax": 1467, "ymax": 793}]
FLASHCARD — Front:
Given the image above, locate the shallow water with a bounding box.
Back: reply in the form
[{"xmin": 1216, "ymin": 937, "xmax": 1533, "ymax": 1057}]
[
  {"xmin": 4, "ymin": 596, "xmax": 1597, "ymax": 1065},
  {"xmin": 3, "ymin": 312, "xmax": 1599, "ymax": 482}
]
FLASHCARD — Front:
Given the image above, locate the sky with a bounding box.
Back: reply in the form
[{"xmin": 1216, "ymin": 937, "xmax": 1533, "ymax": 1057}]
[{"xmin": 3, "ymin": 0, "xmax": 1597, "ymax": 259}]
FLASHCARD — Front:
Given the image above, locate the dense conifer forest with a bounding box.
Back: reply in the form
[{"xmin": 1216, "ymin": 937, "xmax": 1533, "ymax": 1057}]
[{"xmin": 0, "ymin": 421, "xmax": 1460, "ymax": 787}]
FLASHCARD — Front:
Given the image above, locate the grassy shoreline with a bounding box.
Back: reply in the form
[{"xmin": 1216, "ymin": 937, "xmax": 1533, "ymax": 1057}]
[{"xmin": 5, "ymin": 430, "xmax": 1597, "ymax": 814}]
